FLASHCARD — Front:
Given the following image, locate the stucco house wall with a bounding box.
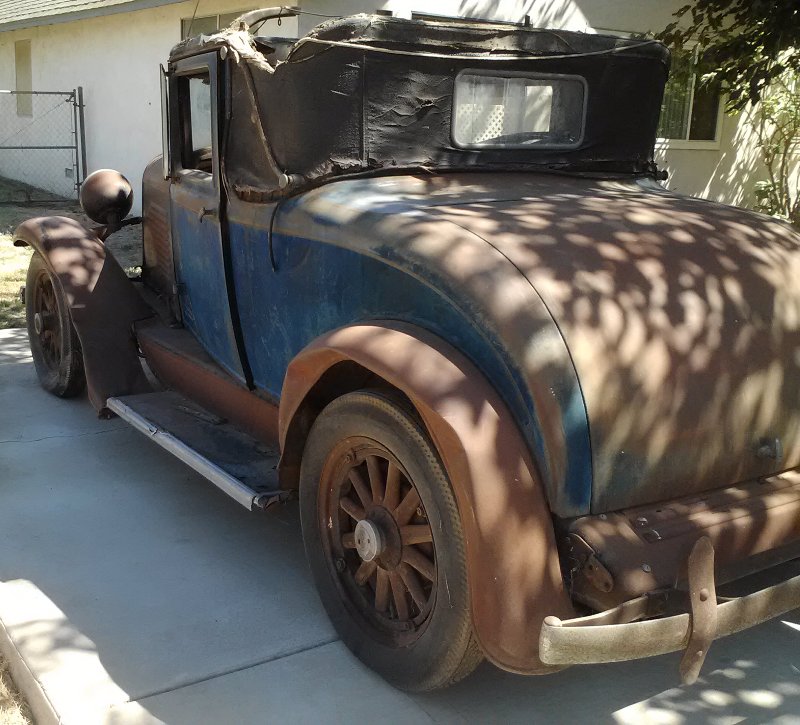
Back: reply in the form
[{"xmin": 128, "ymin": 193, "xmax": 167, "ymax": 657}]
[{"xmin": 0, "ymin": 0, "xmax": 790, "ymax": 214}]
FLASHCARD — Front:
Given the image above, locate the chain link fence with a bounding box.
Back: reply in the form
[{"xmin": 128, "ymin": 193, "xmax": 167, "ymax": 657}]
[{"xmin": 0, "ymin": 89, "xmax": 86, "ymax": 203}]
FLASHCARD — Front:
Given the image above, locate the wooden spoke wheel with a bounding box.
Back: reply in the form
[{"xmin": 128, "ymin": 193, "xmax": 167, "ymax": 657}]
[
  {"xmin": 325, "ymin": 442, "xmax": 436, "ymax": 642},
  {"xmin": 300, "ymin": 390, "xmax": 481, "ymax": 691},
  {"xmin": 26, "ymin": 252, "xmax": 85, "ymax": 397}
]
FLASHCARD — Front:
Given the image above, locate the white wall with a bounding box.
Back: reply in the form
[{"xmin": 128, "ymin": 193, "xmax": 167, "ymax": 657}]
[
  {"xmin": 655, "ymin": 107, "xmax": 762, "ymax": 208},
  {"xmin": 0, "ymin": 0, "xmax": 787, "ymax": 213}
]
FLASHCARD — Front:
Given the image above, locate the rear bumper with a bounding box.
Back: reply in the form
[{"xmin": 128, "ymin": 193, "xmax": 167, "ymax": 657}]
[{"xmin": 540, "ymin": 537, "xmax": 800, "ymax": 683}]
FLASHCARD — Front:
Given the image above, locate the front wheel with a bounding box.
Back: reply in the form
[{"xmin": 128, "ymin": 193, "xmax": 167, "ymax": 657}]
[
  {"xmin": 25, "ymin": 252, "xmax": 85, "ymax": 397},
  {"xmin": 299, "ymin": 390, "xmax": 481, "ymax": 691}
]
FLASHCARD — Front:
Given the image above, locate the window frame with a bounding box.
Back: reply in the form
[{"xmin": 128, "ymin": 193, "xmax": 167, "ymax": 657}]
[
  {"xmin": 450, "ymin": 68, "xmax": 589, "ymax": 151},
  {"xmin": 655, "ymin": 42, "xmax": 724, "ymax": 151},
  {"xmin": 168, "ymin": 53, "xmax": 220, "ymax": 187}
]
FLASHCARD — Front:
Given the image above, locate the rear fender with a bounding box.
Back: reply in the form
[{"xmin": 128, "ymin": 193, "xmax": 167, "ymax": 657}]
[
  {"xmin": 279, "ymin": 322, "xmax": 575, "ymax": 674},
  {"xmin": 14, "ymin": 216, "xmax": 152, "ymax": 412}
]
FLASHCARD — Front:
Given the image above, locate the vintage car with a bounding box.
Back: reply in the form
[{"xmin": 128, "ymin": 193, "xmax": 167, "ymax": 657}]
[{"xmin": 13, "ymin": 7, "xmax": 800, "ymax": 692}]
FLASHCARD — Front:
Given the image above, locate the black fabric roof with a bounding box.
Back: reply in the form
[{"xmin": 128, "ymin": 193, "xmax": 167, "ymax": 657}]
[{"xmin": 175, "ymin": 14, "xmax": 671, "ymax": 200}]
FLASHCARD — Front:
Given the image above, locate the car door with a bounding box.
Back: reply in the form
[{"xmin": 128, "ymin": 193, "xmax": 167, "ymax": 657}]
[{"xmin": 169, "ymin": 53, "xmax": 246, "ymax": 381}]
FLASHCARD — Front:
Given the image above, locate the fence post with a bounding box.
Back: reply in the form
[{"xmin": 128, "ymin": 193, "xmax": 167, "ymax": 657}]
[
  {"xmin": 77, "ymin": 86, "xmax": 87, "ymax": 187},
  {"xmin": 71, "ymin": 89, "xmax": 80, "ymax": 194}
]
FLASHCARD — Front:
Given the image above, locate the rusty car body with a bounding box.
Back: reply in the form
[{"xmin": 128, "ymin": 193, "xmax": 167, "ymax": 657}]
[{"xmin": 14, "ymin": 6, "xmax": 800, "ymax": 690}]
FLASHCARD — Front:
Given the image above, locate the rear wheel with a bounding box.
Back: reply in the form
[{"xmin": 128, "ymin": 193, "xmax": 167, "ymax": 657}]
[
  {"xmin": 25, "ymin": 252, "xmax": 85, "ymax": 397},
  {"xmin": 299, "ymin": 390, "xmax": 481, "ymax": 691}
]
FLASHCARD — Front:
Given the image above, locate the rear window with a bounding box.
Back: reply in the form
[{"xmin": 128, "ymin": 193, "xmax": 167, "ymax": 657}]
[{"xmin": 452, "ymin": 71, "xmax": 586, "ymax": 149}]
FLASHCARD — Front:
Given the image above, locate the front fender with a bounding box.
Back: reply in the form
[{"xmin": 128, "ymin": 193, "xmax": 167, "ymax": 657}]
[
  {"xmin": 279, "ymin": 322, "xmax": 575, "ymax": 674},
  {"xmin": 14, "ymin": 216, "xmax": 152, "ymax": 412}
]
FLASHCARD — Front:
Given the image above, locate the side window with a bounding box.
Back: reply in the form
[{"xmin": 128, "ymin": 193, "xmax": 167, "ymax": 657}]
[{"xmin": 178, "ymin": 73, "xmax": 213, "ymax": 173}]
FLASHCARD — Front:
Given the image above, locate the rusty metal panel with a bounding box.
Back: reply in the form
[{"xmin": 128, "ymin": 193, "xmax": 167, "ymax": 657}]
[
  {"xmin": 431, "ymin": 175, "xmax": 800, "ymax": 512},
  {"xmin": 568, "ymin": 469, "xmax": 800, "ymax": 610},
  {"xmin": 136, "ymin": 320, "xmax": 279, "ymax": 447},
  {"xmin": 13, "ymin": 216, "xmax": 152, "ymax": 412},
  {"xmin": 270, "ymin": 171, "xmax": 800, "ymax": 514},
  {"xmin": 141, "ymin": 157, "xmax": 175, "ymax": 303}
]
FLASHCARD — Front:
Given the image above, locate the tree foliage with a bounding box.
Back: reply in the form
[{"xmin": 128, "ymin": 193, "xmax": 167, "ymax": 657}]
[
  {"xmin": 753, "ymin": 70, "xmax": 800, "ymax": 228},
  {"xmin": 659, "ymin": 0, "xmax": 800, "ymax": 111}
]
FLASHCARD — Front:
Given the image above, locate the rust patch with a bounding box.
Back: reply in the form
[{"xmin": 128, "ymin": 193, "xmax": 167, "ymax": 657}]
[
  {"xmin": 136, "ymin": 320, "xmax": 279, "ymax": 447},
  {"xmin": 568, "ymin": 470, "xmax": 800, "ymax": 610}
]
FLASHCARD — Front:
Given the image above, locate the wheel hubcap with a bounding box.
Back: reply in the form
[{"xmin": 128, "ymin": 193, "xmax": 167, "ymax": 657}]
[
  {"xmin": 32, "ymin": 270, "xmax": 62, "ymax": 371},
  {"xmin": 354, "ymin": 519, "xmax": 384, "ymax": 562},
  {"xmin": 33, "ymin": 312, "xmax": 50, "ymax": 335},
  {"xmin": 322, "ymin": 441, "xmax": 437, "ymax": 643}
]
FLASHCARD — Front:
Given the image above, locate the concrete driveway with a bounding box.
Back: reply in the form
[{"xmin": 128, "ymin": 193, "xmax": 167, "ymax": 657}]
[{"xmin": 1, "ymin": 326, "xmax": 799, "ymax": 724}]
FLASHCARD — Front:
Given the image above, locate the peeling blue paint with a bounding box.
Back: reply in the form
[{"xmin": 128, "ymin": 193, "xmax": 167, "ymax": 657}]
[
  {"xmin": 173, "ymin": 205, "xmax": 245, "ymax": 381},
  {"xmin": 227, "ymin": 216, "xmax": 593, "ymax": 516}
]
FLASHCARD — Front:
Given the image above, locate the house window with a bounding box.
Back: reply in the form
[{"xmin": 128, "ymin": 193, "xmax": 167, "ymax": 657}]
[
  {"xmin": 180, "ymin": 12, "xmax": 249, "ymax": 39},
  {"xmin": 15, "ymin": 40, "xmax": 32, "ymax": 117},
  {"xmin": 658, "ymin": 46, "xmax": 721, "ymax": 142}
]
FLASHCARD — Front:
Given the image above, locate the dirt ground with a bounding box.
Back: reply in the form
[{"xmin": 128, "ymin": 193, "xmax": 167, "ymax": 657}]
[
  {"xmin": 0, "ymin": 659, "xmax": 31, "ymax": 725},
  {"xmin": 0, "ymin": 202, "xmax": 141, "ymax": 329}
]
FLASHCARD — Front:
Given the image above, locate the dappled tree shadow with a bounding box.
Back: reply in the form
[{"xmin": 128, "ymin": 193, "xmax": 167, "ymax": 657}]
[
  {"xmin": 283, "ymin": 168, "xmax": 800, "ymax": 665},
  {"xmin": 298, "ymin": 171, "xmax": 800, "ymax": 513}
]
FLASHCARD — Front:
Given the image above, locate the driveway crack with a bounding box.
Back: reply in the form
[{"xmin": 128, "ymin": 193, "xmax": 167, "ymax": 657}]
[
  {"xmin": 0, "ymin": 427, "xmax": 126, "ymax": 444},
  {"xmin": 129, "ymin": 636, "xmax": 341, "ymax": 702}
]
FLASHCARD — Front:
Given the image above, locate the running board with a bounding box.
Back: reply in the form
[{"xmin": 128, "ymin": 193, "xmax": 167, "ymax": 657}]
[{"xmin": 106, "ymin": 392, "xmax": 289, "ymax": 511}]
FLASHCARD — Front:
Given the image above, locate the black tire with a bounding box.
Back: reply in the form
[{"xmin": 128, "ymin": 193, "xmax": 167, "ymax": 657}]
[
  {"xmin": 25, "ymin": 252, "xmax": 86, "ymax": 397},
  {"xmin": 299, "ymin": 390, "xmax": 482, "ymax": 691}
]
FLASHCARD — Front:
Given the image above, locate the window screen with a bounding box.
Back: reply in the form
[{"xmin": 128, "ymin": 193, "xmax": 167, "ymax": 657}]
[{"xmin": 453, "ymin": 71, "xmax": 586, "ymax": 149}]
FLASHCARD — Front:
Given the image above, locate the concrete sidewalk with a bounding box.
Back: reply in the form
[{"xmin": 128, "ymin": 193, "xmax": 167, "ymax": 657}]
[{"xmin": 1, "ymin": 326, "xmax": 799, "ymax": 724}]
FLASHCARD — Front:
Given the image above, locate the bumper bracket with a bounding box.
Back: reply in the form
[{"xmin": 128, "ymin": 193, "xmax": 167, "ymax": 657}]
[{"xmin": 679, "ymin": 536, "xmax": 717, "ymax": 684}]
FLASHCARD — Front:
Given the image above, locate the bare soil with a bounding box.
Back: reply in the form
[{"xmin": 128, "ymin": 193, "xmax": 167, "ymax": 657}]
[{"xmin": 0, "ymin": 658, "xmax": 31, "ymax": 725}]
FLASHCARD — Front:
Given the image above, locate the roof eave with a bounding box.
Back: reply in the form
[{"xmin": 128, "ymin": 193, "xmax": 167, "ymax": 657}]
[{"xmin": 0, "ymin": 0, "xmax": 185, "ymax": 34}]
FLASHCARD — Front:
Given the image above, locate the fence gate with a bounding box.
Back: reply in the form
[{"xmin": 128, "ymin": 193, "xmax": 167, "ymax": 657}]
[{"xmin": 0, "ymin": 88, "xmax": 86, "ymax": 203}]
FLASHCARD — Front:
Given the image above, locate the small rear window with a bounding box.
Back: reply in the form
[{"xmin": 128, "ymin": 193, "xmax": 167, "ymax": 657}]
[{"xmin": 453, "ymin": 71, "xmax": 586, "ymax": 149}]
